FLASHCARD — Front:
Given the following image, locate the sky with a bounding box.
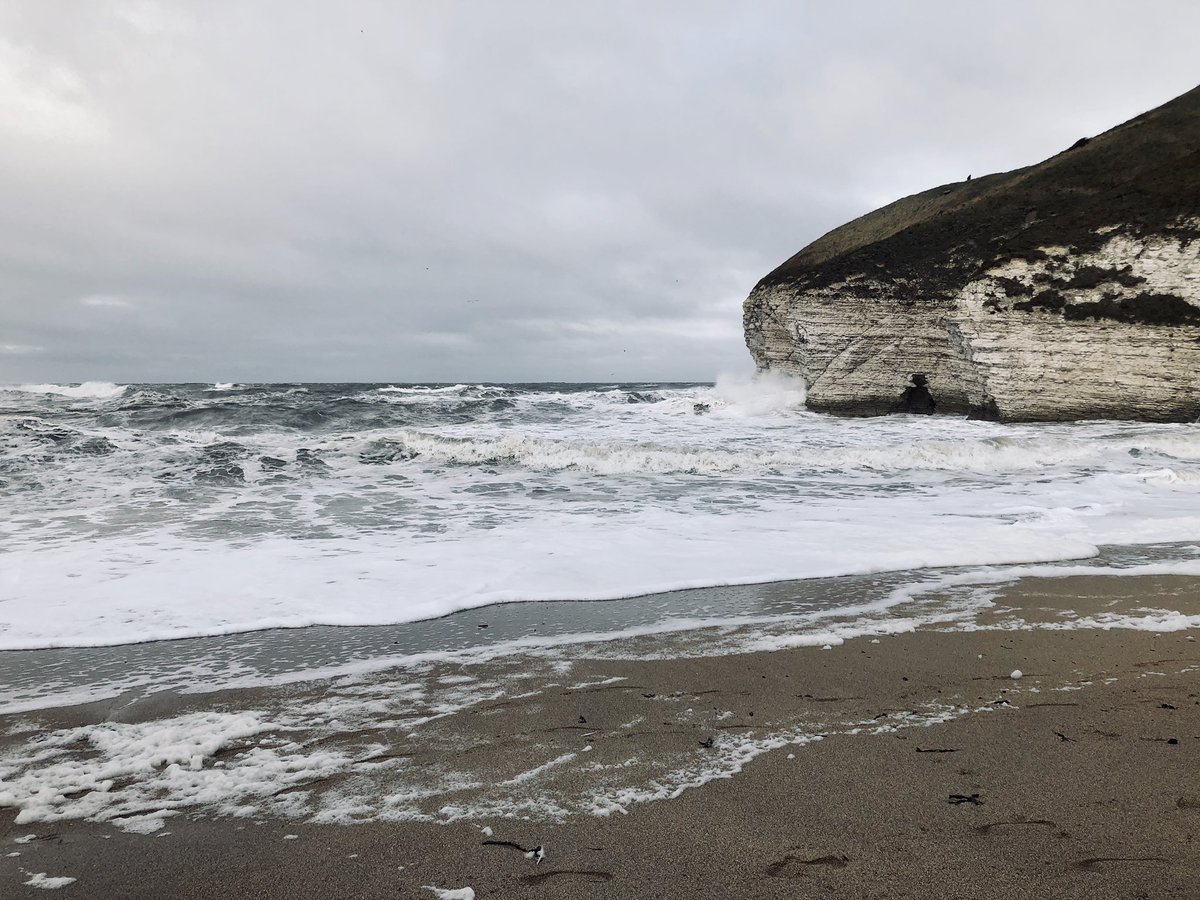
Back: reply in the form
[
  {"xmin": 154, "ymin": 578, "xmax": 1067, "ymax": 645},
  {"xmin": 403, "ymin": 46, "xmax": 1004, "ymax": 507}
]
[{"xmin": 2, "ymin": 1, "xmax": 1198, "ymax": 384}]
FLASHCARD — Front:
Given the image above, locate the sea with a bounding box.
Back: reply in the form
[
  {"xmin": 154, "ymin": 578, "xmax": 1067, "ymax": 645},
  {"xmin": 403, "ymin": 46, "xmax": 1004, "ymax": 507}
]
[{"xmin": 3, "ymin": 376, "xmax": 1200, "ymax": 712}]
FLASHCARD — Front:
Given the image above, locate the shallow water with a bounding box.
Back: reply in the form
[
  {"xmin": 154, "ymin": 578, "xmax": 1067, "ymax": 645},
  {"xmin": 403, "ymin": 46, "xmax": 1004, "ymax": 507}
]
[
  {"xmin": 2, "ymin": 541, "xmax": 1198, "ymax": 714},
  {"xmin": 2, "ymin": 378, "xmax": 1200, "ymax": 651}
]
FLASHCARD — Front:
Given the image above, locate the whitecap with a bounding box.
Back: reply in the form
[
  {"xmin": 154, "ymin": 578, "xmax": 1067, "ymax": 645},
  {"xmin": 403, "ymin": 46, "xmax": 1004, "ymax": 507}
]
[
  {"xmin": 378, "ymin": 384, "xmax": 470, "ymax": 395},
  {"xmin": 3, "ymin": 382, "xmax": 128, "ymax": 400}
]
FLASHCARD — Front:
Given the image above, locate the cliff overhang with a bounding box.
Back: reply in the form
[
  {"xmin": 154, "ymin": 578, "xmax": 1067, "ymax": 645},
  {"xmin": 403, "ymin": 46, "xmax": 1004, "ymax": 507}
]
[{"xmin": 743, "ymin": 85, "xmax": 1200, "ymax": 422}]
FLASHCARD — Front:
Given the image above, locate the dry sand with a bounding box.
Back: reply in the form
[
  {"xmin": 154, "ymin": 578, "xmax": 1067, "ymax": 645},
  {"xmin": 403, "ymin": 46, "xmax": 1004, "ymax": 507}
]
[{"xmin": 2, "ymin": 573, "xmax": 1198, "ymax": 898}]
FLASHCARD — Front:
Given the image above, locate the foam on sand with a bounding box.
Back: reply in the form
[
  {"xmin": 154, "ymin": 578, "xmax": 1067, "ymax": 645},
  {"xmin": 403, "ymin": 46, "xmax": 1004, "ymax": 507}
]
[
  {"xmin": 423, "ymin": 887, "xmax": 475, "ymax": 900},
  {"xmin": 1, "ymin": 574, "xmax": 1196, "ymax": 837},
  {"xmin": 0, "ymin": 710, "xmax": 350, "ymax": 826},
  {"xmin": 22, "ymin": 873, "xmax": 77, "ymax": 889}
]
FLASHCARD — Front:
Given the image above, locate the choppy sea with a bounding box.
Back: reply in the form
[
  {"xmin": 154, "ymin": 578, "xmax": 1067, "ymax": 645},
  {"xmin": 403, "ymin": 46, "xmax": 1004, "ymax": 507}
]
[
  {"xmin": 5, "ymin": 376, "xmax": 1200, "ymax": 835},
  {"xmin": 2, "ymin": 376, "xmax": 1200, "ymax": 710}
]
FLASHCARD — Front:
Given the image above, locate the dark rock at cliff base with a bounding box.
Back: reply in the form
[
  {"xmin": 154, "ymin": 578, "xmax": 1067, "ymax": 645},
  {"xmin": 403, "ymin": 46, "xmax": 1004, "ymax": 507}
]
[
  {"xmin": 743, "ymin": 84, "xmax": 1200, "ymax": 422},
  {"xmin": 894, "ymin": 374, "xmax": 936, "ymax": 415}
]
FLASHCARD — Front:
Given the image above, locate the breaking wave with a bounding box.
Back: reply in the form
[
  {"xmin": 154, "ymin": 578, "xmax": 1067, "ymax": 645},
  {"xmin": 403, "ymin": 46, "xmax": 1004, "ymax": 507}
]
[
  {"xmin": 2, "ymin": 380, "xmax": 1200, "ymax": 649},
  {"xmin": 3, "ymin": 382, "xmax": 128, "ymax": 400},
  {"xmin": 355, "ymin": 428, "xmax": 1200, "ymax": 476}
]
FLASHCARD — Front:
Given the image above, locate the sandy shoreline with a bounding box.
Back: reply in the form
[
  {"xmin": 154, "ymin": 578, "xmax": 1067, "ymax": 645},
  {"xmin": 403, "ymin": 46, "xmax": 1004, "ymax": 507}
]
[{"xmin": 3, "ymin": 573, "xmax": 1199, "ymax": 898}]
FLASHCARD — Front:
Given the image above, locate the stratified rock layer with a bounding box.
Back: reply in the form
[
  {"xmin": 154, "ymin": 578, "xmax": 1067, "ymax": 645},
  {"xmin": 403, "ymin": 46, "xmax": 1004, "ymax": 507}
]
[{"xmin": 744, "ymin": 85, "xmax": 1200, "ymax": 421}]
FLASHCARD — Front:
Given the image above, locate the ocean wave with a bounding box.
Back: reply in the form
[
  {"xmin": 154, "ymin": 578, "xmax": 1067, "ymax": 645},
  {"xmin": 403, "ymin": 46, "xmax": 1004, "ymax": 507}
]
[
  {"xmin": 378, "ymin": 384, "xmax": 472, "ymax": 395},
  {"xmin": 117, "ymin": 388, "xmax": 191, "ymax": 410},
  {"xmin": 354, "ymin": 429, "xmax": 1200, "ymax": 476},
  {"xmin": 706, "ymin": 370, "xmax": 807, "ymax": 416},
  {"xmin": 2, "ymin": 382, "xmax": 128, "ymax": 400},
  {"xmin": 4, "ymin": 380, "xmax": 1200, "ymax": 658},
  {"xmin": 7, "ymin": 415, "xmax": 1200, "ymax": 488},
  {"xmin": 1122, "ymin": 467, "xmax": 1200, "ymax": 484},
  {"xmin": 0, "ymin": 510, "xmax": 1108, "ymax": 649}
]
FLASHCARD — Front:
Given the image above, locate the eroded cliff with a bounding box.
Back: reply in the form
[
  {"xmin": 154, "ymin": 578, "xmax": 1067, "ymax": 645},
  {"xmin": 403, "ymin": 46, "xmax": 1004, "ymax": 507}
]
[{"xmin": 744, "ymin": 85, "xmax": 1200, "ymax": 421}]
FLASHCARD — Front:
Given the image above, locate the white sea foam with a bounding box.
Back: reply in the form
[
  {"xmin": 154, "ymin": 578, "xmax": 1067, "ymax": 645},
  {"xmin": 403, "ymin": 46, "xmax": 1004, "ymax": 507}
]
[
  {"xmin": 423, "ymin": 887, "xmax": 475, "ymax": 900},
  {"xmin": 2, "ymin": 380, "xmax": 1199, "ymax": 650},
  {"xmin": 1030, "ymin": 610, "xmax": 1200, "ymax": 632},
  {"xmin": 707, "ymin": 369, "xmax": 807, "ymax": 417},
  {"xmin": 343, "ymin": 426, "xmax": 1200, "ymax": 475},
  {"xmin": 22, "ymin": 873, "xmax": 77, "ymax": 889},
  {"xmin": 114, "ymin": 812, "xmax": 173, "ymax": 834},
  {"xmin": 3, "ymin": 477, "xmax": 1200, "ymax": 649},
  {"xmin": 378, "ymin": 384, "xmax": 471, "ymax": 394},
  {"xmin": 2, "ymin": 381, "xmax": 127, "ymax": 399},
  {"xmin": 0, "ymin": 670, "xmax": 969, "ymax": 833},
  {"xmin": 4, "ymin": 603, "xmax": 1192, "ymax": 837},
  {"xmin": 0, "ymin": 508, "xmax": 1106, "ymax": 649},
  {"xmin": 4, "ymin": 550, "xmax": 1196, "ymax": 717},
  {"xmin": 0, "ymin": 710, "xmax": 350, "ymax": 826},
  {"xmin": 501, "ymin": 752, "xmax": 578, "ymax": 786}
]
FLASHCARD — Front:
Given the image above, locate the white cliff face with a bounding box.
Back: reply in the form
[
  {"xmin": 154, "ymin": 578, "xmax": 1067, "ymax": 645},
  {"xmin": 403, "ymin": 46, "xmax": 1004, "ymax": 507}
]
[{"xmin": 744, "ymin": 221, "xmax": 1200, "ymax": 421}]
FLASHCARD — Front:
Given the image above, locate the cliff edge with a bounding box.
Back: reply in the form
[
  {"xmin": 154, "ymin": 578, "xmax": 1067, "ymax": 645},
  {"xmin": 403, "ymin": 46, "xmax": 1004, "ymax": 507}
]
[{"xmin": 743, "ymin": 85, "xmax": 1200, "ymax": 421}]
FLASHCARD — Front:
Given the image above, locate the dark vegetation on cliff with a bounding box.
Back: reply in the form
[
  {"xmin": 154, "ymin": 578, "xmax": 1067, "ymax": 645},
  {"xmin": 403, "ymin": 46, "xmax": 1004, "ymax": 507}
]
[{"xmin": 758, "ymin": 84, "xmax": 1200, "ymax": 306}]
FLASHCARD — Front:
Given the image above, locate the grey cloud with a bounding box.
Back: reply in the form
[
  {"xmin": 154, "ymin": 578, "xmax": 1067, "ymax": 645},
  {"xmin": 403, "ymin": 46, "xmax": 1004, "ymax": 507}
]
[{"xmin": 1, "ymin": 1, "xmax": 1198, "ymax": 382}]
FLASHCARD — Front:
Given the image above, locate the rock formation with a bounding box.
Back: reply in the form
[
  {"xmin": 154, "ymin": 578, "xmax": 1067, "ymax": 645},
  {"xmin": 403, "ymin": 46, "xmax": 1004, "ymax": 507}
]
[{"xmin": 743, "ymin": 85, "xmax": 1200, "ymax": 421}]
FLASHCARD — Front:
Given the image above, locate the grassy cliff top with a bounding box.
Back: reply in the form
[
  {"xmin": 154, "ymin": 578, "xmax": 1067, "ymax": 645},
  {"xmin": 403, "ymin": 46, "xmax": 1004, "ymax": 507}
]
[{"xmin": 760, "ymin": 84, "xmax": 1200, "ymax": 293}]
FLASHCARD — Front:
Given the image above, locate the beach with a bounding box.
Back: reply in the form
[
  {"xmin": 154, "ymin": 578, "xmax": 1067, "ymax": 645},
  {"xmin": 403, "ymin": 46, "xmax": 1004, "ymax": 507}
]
[
  {"xmin": 3, "ymin": 572, "xmax": 1198, "ymax": 898},
  {"xmin": 4, "ymin": 10, "xmax": 1199, "ymax": 898}
]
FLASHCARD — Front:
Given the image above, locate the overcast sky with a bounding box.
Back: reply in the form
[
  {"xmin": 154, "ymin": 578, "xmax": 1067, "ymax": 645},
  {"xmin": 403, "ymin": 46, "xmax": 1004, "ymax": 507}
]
[{"xmin": 2, "ymin": 1, "xmax": 1198, "ymax": 383}]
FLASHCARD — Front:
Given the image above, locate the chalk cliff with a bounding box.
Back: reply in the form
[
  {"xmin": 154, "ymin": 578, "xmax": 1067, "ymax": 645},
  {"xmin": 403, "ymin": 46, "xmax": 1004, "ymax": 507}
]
[{"xmin": 743, "ymin": 85, "xmax": 1200, "ymax": 421}]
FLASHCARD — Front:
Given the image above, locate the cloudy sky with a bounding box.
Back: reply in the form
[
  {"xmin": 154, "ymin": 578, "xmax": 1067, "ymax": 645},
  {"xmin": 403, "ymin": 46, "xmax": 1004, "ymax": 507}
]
[{"xmin": 2, "ymin": 1, "xmax": 1198, "ymax": 383}]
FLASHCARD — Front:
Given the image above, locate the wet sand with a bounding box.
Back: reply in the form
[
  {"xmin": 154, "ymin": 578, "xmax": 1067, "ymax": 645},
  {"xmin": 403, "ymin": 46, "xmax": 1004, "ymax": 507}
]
[{"xmin": 2, "ymin": 574, "xmax": 1199, "ymax": 898}]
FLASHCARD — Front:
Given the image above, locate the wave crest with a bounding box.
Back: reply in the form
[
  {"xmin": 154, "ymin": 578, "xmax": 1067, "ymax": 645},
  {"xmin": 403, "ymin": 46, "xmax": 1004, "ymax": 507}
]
[
  {"xmin": 3, "ymin": 382, "xmax": 128, "ymax": 400},
  {"xmin": 355, "ymin": 428, "xmax": 1200, "ymax": 476}
]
